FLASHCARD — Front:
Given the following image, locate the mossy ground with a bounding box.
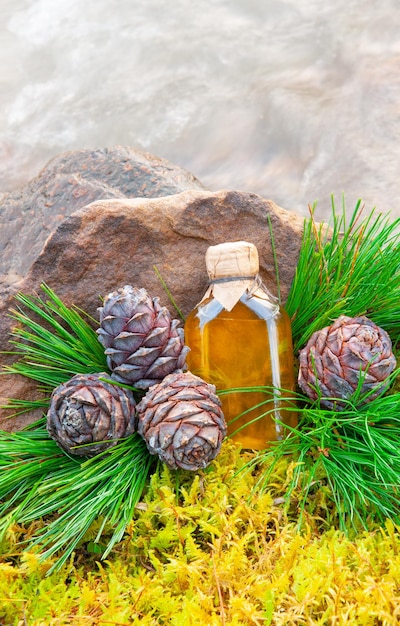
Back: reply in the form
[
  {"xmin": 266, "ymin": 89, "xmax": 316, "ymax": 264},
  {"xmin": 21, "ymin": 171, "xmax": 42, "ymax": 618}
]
[{"xmin": 1, "ymin": 440, "xmax": 399, "ymax": 626}]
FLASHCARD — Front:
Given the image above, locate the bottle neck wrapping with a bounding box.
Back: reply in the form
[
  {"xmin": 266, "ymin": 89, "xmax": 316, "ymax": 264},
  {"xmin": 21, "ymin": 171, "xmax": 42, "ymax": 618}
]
[
  {"xmin": 208, "ymin": 275, "xmax": 256, "ymax": 285},
  {"xmin": 199, "ymin": 273, "xmax": 279, "ymax": 313}
]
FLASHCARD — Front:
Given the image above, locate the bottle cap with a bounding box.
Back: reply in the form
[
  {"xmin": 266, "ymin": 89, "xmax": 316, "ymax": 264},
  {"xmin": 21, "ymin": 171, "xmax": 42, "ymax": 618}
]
[
  {"xmin": 200, "ymin": 241, "xmax": 269, "ymax": 311},
  {"xmin": 205, "ymin": 241, "xmax": 259, "ymax": 280}
]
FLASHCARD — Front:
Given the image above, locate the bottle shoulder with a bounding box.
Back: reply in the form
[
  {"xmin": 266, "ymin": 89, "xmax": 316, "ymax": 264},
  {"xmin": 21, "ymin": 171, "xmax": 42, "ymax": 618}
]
[{"xmin": 185, "ymin": 295, "xmax": 290, "ymax": 326}]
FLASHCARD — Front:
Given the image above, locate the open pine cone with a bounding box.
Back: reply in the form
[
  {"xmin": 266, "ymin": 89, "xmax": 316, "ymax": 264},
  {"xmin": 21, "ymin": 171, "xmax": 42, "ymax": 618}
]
[
  {"xmin": 47, "ymin": 373, "xmax": 137, "ymax": 456},
  {"xmin": 97, "ymin": 285, "xmax": 189, "ymax": 390},
  {"xmin": 136, "ymin": 371, "xmax": 227, "ymax": 471},
  {"xmin": 298, "ymin": 315, "xmax": 397, "ymax": 409}
]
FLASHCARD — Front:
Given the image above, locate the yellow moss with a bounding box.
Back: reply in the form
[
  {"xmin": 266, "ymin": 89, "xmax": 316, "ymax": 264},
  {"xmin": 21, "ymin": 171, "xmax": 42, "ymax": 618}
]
[{"xmin": 1, "ymin": 440, "xmax": 400, "ymax": 625}]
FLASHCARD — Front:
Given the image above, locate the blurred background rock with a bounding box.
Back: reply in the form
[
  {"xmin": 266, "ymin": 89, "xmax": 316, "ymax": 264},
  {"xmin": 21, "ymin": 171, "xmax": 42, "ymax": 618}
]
[{"xmin": 1, "ymin": 0, "xmax": 399, "ymax": 222}]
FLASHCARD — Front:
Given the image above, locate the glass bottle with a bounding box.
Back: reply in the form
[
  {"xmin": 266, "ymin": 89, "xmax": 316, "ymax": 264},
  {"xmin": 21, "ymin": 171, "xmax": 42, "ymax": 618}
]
[{"xmin": 184, "ymin": 241, "xmax": 297, "ymax": 450}]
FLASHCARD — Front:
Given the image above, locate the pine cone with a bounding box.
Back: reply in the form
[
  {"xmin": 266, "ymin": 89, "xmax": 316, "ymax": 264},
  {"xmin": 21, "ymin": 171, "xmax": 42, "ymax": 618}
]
[
  {"xmin": 97, "ymin": 285, "xmax": 189, "ymax": 389},
  {"xmin": 47, "ymin": 373, "xmax": 137, "ymax": 456},
  {"xmin": 298, "ymin": 315, "xmax": 397, "ymax": 409},
  {"xmin": 136, "ymin": 372, "xmax": 226, "ymax": 471}
]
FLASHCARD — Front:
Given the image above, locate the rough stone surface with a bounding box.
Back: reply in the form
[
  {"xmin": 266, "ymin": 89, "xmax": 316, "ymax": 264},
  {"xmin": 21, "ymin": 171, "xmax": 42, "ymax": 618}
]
[
  {"xmin": 0, "ymin": 189, "xmax": 304, "ymax": 431},
  {"xmin": 0, "ymin": 146, "xmax": 205, "ymax": 288}
]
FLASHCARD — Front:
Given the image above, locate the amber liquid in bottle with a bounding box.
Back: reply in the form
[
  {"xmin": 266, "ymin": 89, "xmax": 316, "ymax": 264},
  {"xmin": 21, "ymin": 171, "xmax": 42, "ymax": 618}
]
[{"xmin": 185, "ymin": 295, "xmax": 297, "ymax": 450}]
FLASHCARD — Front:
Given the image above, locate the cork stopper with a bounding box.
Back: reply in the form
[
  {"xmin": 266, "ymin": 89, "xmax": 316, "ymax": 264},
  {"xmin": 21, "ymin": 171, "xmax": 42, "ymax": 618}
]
[
  {"xmin": 205, "ymin": 241, "xmax": 259, "ymax": 280},
  {"xmin": 200, "ymin": 241, "xmax": 262, "ymax": 311}
]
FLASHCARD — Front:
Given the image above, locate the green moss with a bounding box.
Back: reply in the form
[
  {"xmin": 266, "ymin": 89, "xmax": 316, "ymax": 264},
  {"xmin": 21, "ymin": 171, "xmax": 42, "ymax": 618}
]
[{"xmin": 1, "ymin": 440, "xmax": 400, "ymax": 625}]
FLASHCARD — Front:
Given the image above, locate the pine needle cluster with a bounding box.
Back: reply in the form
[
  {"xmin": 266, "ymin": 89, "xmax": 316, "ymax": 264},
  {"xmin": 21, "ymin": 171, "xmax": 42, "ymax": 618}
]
[
  {"xmin": 0, "ymin": 286, "xmax": 155, "ymax": 572},
  {"xmin": 242, "ymin": 198, "xmax": 400, "ymax": 530},
  {"xmin": 286, "ymin": 198, "xmax": 400, "ymax": 349}
]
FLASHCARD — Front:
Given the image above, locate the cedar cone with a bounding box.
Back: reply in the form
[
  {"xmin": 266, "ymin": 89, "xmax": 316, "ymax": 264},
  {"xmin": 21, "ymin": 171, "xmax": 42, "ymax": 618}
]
[
  {"xmin": 136, "ymin": 371, "xmax": 227, "ymax": 471},
  {"xmin": 47, "ymin": 373, "xmax": 137, "ymax": 456},
  {"xmin": 97, "ymin": 285, "xmax": 189, "ymax": 389},
  {"xmin": 298, "ymin": 315, "xmax": 397, "ymax": 409}
]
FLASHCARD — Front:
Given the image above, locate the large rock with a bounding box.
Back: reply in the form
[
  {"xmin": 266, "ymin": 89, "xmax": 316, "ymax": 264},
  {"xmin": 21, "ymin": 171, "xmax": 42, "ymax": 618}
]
[
  {"xmin": 0, "ymin": 146, "xmax": 205, "ymax": 288},
  {"xmin": 0, "ymin": 189, "xmax": 304, "ymax": 431}
]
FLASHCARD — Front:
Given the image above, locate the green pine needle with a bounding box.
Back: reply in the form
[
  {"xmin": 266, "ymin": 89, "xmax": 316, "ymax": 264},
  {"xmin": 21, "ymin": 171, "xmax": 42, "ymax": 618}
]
[
  {"xmin": 153, "ymin": 264, "xmax": 186, "ymax": 321},
  {"xmin": 0, "ymin": 284, "xmax": 154, "ymax": 572},
  {"xmin": 2, "ymin": 283, "xmax": 108, "ymax": 410},
  {"xmin": 286, "ymin": 199, "xmax": 400, "ymax": 350},
  {"xmin": 239, "ymin": 197, "xmax": 400, "ymax": 530},
  {"xmin": 240, "ymin": 383, "xmax": 400, "ymax": 531},
  {"xmin": 0, "ymin": 424, "xmax": 154, "ymax": 573}
]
